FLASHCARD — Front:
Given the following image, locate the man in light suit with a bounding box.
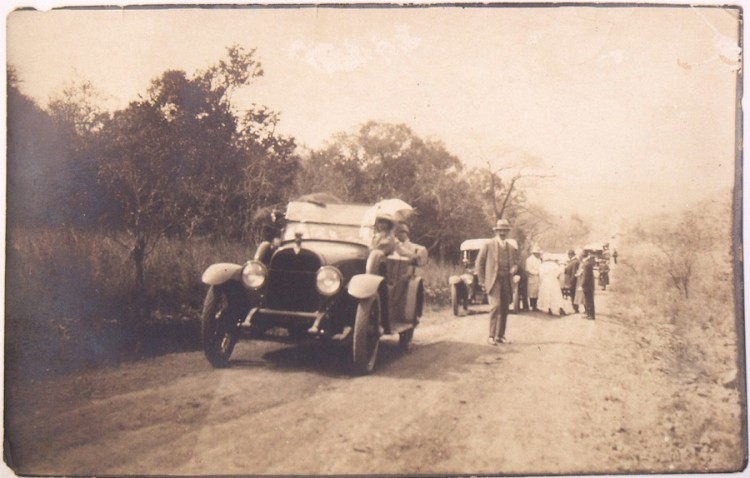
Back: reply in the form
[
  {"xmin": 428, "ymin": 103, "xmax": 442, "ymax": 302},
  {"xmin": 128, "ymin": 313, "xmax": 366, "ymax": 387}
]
[{"xmin": 476, "ymin": 219, "xmax": 519, "ymax": 345}]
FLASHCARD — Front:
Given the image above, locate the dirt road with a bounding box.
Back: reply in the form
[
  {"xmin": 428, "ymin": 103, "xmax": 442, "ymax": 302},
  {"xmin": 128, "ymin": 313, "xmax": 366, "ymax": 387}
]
[{"xmin": 4, "ymin": 291, "xmax": 745, "ymax": 476}]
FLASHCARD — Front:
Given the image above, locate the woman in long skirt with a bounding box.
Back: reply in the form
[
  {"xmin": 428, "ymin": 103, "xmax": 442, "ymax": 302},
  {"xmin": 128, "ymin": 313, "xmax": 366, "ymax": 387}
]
[
  {"xmin": 573, "ymin": 259, "xmax": 586, "ymax": 313},
  {"xmin": 537, "ymin": 256, "xmax": 567, "ymax": 316}
]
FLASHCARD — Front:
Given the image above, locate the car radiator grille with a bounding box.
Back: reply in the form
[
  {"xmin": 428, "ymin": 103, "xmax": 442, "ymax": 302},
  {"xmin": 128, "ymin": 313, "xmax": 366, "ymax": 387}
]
[{"xmin": 266, "ymin": 250, "xmax": 321, "ymax": 312}]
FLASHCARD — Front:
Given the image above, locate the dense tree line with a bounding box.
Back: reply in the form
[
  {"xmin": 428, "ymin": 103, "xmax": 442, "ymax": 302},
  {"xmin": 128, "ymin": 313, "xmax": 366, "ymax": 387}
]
[{"xmin": 8, "ymin": 44, "xmax": 587, "ymax": 296}]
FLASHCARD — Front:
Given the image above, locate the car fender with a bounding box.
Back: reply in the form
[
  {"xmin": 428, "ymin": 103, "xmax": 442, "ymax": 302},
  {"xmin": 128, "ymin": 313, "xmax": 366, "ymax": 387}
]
[
  {"xmin": 449, "ymin": 277, "xmax": 468, "ymax": 297},
  {"xmin": 405, "ymin": 276, "xmax": 425, "ymax": 323},
  {"xmin": 348, "ymin": 273, "xmax": 384, "ymax": 300},
  {"xmin": 254, "ymin": 241, "xmax": 274, "ymax": 264},
  {"xmin": 202, "ymin": 263, "xmax": 243, "ymax": 285},
  {"xmin": 366, "ymin": 249, "xmax": 387, "ymax": 275}
]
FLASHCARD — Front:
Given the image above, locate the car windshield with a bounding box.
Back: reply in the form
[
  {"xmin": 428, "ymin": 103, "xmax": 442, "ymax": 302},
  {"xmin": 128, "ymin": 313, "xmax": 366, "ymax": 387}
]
[
  {"xmin": 282, "ymin": 201, "xmax": 376, "ymax": 245},
  {"xmin": 463, "ymin": 249, "xmax": 480, "ymax": 265}
]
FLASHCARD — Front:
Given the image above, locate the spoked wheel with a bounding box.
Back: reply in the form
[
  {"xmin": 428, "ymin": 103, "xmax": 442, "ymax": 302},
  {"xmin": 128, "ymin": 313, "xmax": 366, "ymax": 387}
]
[
  {"xmin": 352, "ymin": 294, "xmax": 382, "ymax": 375},
  {"xmin": 201, "ymin": 285, "xmax": 241, "ymax": 368}
]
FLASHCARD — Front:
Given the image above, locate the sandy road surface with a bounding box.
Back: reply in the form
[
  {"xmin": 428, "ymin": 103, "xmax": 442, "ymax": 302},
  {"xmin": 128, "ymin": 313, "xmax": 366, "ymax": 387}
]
[{"xmin": 5, "ymin": 291, "xmax": 745, "ymax": 476}]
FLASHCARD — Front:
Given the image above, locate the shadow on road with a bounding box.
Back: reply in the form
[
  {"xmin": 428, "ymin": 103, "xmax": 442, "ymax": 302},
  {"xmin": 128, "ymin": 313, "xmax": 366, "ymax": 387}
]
[
  {"xmin": 226, "ymin": 337, "xmax": 509, "ymax": 382},
  {"xmin": 376, "ymin": 339, "xmax": 514, "ymax": 381},
  {"xmin": 229, "ymin": 343, "xmax": 354, "ymax": 377},
  {"xmin": 454, "ymin": 309, "xmax": 486, "ymax": 317}
]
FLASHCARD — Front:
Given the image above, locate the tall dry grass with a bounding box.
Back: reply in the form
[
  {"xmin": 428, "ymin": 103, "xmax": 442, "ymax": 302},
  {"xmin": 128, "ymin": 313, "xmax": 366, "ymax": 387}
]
[
  {"xmin": 420, "ymin": 259, "xmax": 464, "ymax": 308},
  {"xmin": 606, "ymin": 220, "xmax": 742, "ymax": 470},
  {"xmin": 608, "ymin": 238, "xmax": 737, "ymax": 381},
  {"xmin": 5, "ymin": 226, "xmax": 255, "ymax": 379}
]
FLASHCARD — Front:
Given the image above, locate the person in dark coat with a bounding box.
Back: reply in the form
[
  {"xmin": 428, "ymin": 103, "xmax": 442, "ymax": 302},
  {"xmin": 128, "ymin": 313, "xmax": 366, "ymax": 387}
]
[
  {"xmin": 513, "ymin": 263, "xmax": 529, "ymax": 313},
  {"xmin": 580, "ymin": 249, "xmax": 596, "ymax": 320},
  {"xmin": 563, "ymin": 249, "xmax": 580, "ymax": 313},
  {"xmin": 598, "ymin": 260, "xmax": 610, "ymax": 291}
]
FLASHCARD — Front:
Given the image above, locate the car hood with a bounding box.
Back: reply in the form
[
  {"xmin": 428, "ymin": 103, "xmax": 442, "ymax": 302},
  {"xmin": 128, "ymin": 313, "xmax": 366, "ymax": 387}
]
[{"xmin": 276, "ymin": 240, "xmax": 369, "ymax": 266}]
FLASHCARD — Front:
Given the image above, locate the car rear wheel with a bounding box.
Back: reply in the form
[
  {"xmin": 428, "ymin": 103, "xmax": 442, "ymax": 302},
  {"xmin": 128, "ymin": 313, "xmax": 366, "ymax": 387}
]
[
  {"xmin": 201, "ymin": 285, "xmax": 241, "ymax": 368},
  {"xmin": 352, "ymin": 294, "xmax": 381, "ymax": 374}
]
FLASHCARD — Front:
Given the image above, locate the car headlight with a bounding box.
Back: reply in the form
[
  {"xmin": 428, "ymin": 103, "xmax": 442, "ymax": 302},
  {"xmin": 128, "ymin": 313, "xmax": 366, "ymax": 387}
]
[
  {"xmin": 316, "ymin": 266, "xmax": 343, "ymax": 296},
  {"xmin": 241, "ymin": 261, "xmax": 267, "ymax": 289}
]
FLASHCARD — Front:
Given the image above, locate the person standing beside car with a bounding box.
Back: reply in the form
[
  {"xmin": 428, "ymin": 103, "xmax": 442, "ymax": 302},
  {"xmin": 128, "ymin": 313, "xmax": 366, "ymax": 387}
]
[
  {"xmin": 598, "ymin": 260, "xmax": 610, "ymax": 291},
  {"xmin": 563, "ymin": 249, "xmax": 580, "ymax": 313},
  {"xmin": 525, "ymin": 246, "xmax": 542, "ymax": 311},
  {"xmin": 580, "ymin": 249, "xmax": 596, "ymax": 320},
  {"xmin": 476, "ymin": 219, "xmax": 518, "ymax": 345}
]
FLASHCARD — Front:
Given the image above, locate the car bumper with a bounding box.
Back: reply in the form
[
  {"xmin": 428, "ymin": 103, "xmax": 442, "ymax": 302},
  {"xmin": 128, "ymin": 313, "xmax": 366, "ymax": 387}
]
[{"xmin": 244, "ymin": 307, "xmax": 353, "ymax": 342}]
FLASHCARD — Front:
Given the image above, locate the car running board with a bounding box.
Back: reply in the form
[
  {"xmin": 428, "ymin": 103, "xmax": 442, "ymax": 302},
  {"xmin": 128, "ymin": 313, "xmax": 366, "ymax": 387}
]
[{"xmin": 390, "ymin": 322, "xmax": 415, "ymax": 335}]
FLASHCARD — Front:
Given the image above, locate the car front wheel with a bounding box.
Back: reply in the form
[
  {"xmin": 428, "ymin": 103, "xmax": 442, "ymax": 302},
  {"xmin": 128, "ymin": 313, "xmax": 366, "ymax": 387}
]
[
  {"xmin": 352, "ymin": 294, "xmax": 382, "ymax": 374},
  {"xmin": 398, "ymin": 328, "xmax": 414, "ymax": 351},
  {"xmin": 451, "ymin": 285, "xmax": 460, "ymax": 316},
  {"xmin": 201, "ymin": 285, "xmax": 241, "ymax": 368}
]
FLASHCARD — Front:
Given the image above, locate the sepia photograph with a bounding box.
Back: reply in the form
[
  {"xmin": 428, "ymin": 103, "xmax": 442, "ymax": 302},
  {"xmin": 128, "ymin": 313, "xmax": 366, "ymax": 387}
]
[{"xmin": 3, "ymin": 2, "xmax": 746, "ymax": 476}]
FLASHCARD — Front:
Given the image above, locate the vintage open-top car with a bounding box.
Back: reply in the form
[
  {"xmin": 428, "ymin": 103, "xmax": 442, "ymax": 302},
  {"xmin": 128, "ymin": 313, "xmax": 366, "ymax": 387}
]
[
  {"xmin": 447, "ymin": 238, "xmax": 490, "ymax": 316},
  {"xmin": 199, "ymin": 198, "xmax": 425, "ymax": 374}
]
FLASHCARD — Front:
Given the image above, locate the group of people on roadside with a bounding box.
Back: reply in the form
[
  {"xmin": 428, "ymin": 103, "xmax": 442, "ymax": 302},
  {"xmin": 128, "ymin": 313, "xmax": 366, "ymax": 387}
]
[
  {"xmin": 522, "ymin": 247, "xmax": 598, "ymax": 320},
  {"xmin": 475, "ymin": 218, "xmax": 611, "ymax": 346}
]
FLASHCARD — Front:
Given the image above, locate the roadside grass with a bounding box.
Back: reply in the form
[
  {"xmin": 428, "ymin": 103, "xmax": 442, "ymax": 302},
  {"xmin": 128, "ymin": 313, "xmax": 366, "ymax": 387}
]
[
  {"xmin": 607, "ymin": 244, "xmax": 742, "ymax": 470},
  {"xmin": 5, "ymin": 226, "xmax": 460, "ymax": 379},
  {"xmin": 421, "ymin": 260, "xmax": 463, "ymax": 309},
  {"xmin": 609, "ymin": 250, "xmax": 737, "ymax": 381}
]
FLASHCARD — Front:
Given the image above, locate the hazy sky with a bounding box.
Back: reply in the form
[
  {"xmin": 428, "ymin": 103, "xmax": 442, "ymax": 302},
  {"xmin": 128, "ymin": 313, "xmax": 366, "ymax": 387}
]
[{"xmin": 6, "ymin": 5, "xmax": 741, "ymax": 236}]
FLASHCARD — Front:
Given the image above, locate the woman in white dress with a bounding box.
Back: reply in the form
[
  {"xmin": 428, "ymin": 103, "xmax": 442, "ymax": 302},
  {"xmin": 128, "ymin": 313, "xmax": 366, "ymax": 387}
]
[{"xmin": 537, "ymin": 255, "xmax": 567, "ymax": 316}]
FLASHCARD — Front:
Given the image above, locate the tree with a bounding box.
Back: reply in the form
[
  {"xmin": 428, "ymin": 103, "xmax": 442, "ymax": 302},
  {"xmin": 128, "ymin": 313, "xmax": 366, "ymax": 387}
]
[
  {"xmin": 478, "ymin": 161, "xmax": 551, "ymax": 221},
  {"xmin": 92, "ymin": 45, "xmax": 291, "ymax": 335},
  {"xmin": 7, "ymin": 66, "xmax": 71, "ymax": 226},
  {"xmin": 464, "ymin": 163, "xmax": 551, "ymax": 255},
  {"xmin": 635, "ymin": 204, "xmax": 726, "ymax": 299},
  {"xmin": 96, "ymin": 101, "xmax": 179, "ymax": 309},
  {"xmin": 47, "ymin": 80, "xmax": 112, "ymax": 226},
  {"xmin": 297, "ymin": 121, "xmax": 489, "ymax": 260},
  {"xmin": 47, "ymin": 79, "xmax": 108, "ymax": 136},
  {"xmin": 235, "ymin": 106, "xmax": 300, "ymax": 242}
]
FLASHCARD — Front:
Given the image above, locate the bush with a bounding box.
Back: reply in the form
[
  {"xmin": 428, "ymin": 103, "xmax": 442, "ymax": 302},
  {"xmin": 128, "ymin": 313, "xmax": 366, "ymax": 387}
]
[
  {"xmin": 6, "ymin": 226, "xmax": 133, "ymax": 381},
  {"xmin": 609, "ymin": 221, "xmax": 737, "ymax": 380},
  {"xmin": 420, "ymin": 260, "xmax": 463, "ymax": 309}
]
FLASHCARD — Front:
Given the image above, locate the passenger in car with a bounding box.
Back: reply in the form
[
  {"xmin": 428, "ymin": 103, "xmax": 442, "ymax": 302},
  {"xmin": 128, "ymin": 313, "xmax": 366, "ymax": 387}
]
[
  {"xmin": 394, "ymin": 223, "xmax": 428, "ymax": 266},
  {"xmin": 371, "ymin": 214, "xmax": 398, "ymax": 255}
]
